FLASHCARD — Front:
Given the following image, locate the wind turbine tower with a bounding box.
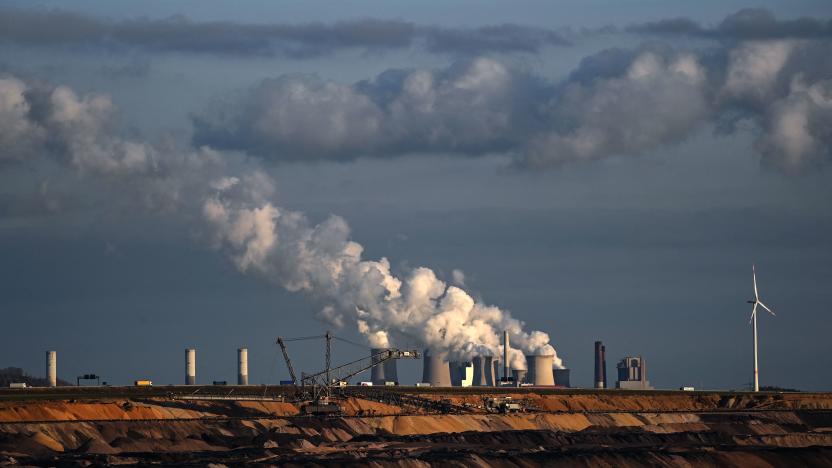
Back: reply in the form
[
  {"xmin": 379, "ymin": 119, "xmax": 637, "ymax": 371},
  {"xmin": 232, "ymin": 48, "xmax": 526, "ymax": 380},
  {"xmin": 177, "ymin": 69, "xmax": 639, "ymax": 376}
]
[{"xmin": 747, "ymin": 264, "xmax": 776, "ymax": 393}]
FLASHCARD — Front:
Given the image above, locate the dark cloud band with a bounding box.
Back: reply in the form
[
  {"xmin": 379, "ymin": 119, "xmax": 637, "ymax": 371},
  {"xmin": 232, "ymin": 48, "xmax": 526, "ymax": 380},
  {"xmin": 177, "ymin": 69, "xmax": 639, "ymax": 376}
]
[{"xmin": 0, "ymin": 7, "xmax": 569, "ymax": 58}]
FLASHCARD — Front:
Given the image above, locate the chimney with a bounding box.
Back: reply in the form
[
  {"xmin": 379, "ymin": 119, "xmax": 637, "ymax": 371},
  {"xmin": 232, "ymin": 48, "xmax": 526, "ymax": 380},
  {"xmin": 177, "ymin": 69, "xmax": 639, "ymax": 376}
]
[
  {"xmin": 185, "ymin": 348, "xmax": 196, "ymax": 385},
  {"xmin": 503, "ymin": 330, "xmax": 510, "ymax": 384},
  {"xmin": 237, "ymin": 348, "xmax": 248, "ymax": 385},
  {"xmin": 46, "ymin": 351, "xmax": 57, "ymax": 387},
  {"xmin": 594, "ymin": 341, "xmax": 606, "ymax": 389}
]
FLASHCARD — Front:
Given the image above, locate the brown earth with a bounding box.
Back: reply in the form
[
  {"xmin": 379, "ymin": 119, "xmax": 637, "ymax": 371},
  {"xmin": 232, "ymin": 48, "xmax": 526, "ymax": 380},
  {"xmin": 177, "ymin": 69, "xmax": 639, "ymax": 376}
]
[{"xmin": 1, "ymin": 391, "xmax": 831, "ymax": 466}]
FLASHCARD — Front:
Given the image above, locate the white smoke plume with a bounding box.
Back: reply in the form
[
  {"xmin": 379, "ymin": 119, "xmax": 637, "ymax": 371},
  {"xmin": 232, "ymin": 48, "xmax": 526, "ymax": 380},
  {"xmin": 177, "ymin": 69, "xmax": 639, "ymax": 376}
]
[{"xmin": 0, "ymin": 72, "xmax": 564, "ymax": 367}]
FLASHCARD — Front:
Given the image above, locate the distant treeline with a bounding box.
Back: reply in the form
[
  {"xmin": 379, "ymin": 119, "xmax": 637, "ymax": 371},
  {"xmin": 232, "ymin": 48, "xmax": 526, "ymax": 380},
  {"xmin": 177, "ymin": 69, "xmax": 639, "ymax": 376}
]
[{"xmin": 0, "ymin": 367, "xmax": 70, "ymax": 387}]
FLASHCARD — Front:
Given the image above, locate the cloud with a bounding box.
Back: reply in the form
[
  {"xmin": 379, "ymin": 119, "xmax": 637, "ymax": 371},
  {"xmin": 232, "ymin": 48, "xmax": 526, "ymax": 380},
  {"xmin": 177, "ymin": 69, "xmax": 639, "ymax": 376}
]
[
  {"xmin": 630, "ymin": 8, "xmax": 832, "ymax": 41},
  {"xmin": 0, "ymin": 7, "xmax": 569, "ymax": 58},
  {"xmin": 192, "ymin": 58, "xmax": 547, "ymax": 161},
  {"xmin": 191, "ymin": 33, "xmax": 832, "ymax": 173}
]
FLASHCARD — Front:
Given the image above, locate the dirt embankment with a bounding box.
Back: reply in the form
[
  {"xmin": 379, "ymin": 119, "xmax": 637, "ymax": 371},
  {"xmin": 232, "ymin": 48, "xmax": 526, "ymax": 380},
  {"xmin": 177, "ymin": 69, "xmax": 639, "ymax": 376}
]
[{"xmin": 1, "ymin": 392, "xmax": 831, "ymax": 466}]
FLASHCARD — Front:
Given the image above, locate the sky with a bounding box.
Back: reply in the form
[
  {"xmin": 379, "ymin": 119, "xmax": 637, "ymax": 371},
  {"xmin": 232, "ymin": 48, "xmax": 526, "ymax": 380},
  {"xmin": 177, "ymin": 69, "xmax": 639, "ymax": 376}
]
[{"xmin": 0, "ymin": 1, "xmax": 830, "ymax": 390}]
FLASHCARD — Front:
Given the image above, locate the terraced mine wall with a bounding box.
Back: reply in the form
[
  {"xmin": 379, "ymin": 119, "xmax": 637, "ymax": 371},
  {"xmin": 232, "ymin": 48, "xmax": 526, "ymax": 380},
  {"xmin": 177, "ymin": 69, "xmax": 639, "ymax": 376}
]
[{"xmin": 1, "ymin": 389, "xmax": 831, "ymax": 466}]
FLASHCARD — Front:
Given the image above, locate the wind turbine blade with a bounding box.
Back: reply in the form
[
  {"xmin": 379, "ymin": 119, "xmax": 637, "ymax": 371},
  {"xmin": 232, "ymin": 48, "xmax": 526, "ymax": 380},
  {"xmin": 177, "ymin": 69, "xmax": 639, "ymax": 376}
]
[
  {"xmin": 748, "ymin": 303, "xmax": 758, "ymax": 324},
  {"xmin": 752, "ymin": 264, "xmax": 759, "ymax": 300},
  {"xmin": 758, "ymin": 301, "xmax": 776, "ymax": 316}
]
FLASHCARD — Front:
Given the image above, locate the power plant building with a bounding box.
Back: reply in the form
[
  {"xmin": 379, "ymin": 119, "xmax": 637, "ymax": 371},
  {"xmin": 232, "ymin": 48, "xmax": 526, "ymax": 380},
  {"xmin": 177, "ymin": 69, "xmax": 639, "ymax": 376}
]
[{"xmin": 616, "ymin": 356, "xmax": 653, "ymax": 390}]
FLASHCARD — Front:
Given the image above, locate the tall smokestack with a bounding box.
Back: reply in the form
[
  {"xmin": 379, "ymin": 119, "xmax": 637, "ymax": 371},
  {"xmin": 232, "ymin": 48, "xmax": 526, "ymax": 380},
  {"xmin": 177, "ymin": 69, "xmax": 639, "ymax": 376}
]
[
  {"xmin": 371, "ymin": 348, "xmax": 399, "ymax": 385},
  {"xmin": 46, "ymin": 351, "xmax": 57, "ymax": 387},
  {"xmin": 421, "ymin": 349, "xmax": 451, "ymax": 387},
  {"xmin": 503, "ymin": 330, "xmax": 510, "ymax": 384},
  {"xmin": 525, "ymin": 354, "xmax": 555, "ymax": 386},
  {"xmin": 186, "ymin": 348, "xmax": 196, "ymax": 385},
  {"xmin": 594, "ymin": 341, "xmax": 606, "ymax": 389},
  {"xmin": 237, "ymin": 348, "xmax": 248, "ymax": 385}
]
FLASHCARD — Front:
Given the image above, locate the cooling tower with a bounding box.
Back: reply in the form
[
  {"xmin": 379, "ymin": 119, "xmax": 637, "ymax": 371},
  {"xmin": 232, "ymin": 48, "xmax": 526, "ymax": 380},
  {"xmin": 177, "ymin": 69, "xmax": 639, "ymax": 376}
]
[
  {"xmin": 237, "ymin": 348, "xmax": 248, "ymax": 385},
  {"xmin": 421, "ymin": 349, "xmax": 451, "ymax": 387},
  {"xmin": 450, "ymin": 361, "xmax": 474, "ymax": 387},
  {"xmin": 185, "ymin": 348, "xmax": 196, "ymax": 385},
  {"xmin": 46, "ymin": 351, "xmax": 57, "ymax": 387},
  {"xmin": 525, "ymin": 354, "xmax": 555, "ymax": 386},
  {"xmin": 493, "ymin": 359, "xmax": 501, "ymax": 384},
  {"xmin": 471, "ymin": 355, "xmax": 495, "ymax": 386},
  {"xmin": 554, "ymin": 368, "xmax": 571, "ymax": 388},
  {"xmin": 512, "ymin": 369, "xmax": 527, "ymax": 385},
  {"xmin": 371, "ymin": 348, "xmax": 399, "ymax": 385}
]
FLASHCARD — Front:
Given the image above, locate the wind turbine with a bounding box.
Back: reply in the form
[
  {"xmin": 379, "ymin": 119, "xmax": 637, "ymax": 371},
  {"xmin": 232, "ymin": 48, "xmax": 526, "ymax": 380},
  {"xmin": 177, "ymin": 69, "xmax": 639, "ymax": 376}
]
[{"xmin": 747, "ymin": 264, "xmax": 775, "ymax": 392}]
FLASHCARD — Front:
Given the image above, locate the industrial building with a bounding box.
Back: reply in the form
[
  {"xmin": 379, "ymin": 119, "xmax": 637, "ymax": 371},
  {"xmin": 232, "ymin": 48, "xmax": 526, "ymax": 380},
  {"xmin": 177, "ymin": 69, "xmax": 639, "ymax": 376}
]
[
  {"xmin": 616, "ymin": 356, "xmax": 653, "ymax": 390},
  {"xmin": 594, "ymin": 341, "xmax": 607, "ymax": 389}
]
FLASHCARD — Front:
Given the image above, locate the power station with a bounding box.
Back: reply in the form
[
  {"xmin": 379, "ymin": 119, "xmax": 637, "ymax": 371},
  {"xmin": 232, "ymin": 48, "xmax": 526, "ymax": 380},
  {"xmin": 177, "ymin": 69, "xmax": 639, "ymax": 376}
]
[{"xmin": 30, "ymin": 334, "xmax": 653, "ymax": 391}]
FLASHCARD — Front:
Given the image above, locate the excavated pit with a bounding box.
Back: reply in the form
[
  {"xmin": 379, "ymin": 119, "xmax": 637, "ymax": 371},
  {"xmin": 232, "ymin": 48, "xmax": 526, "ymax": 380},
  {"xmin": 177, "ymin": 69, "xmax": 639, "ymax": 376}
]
[{"xmin": 0, "ymin": 389, "xmax": 831, "ymax": 466}]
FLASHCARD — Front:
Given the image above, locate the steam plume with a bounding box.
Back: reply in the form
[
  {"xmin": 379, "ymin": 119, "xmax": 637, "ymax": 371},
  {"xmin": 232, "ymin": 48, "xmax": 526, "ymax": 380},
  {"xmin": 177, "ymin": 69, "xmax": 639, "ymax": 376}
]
[{"xmin": 0, "ymin": 72, "xmax": 563, "ymax": 367}]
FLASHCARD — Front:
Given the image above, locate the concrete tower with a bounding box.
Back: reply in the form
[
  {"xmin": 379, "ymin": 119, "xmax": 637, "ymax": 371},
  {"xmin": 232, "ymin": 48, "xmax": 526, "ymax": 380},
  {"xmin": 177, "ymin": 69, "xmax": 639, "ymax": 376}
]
[
  {"xmin": 512, "ymin": 368, "xmax": 527, "ymax": 385},
  {"xmin": 237, "ymin": 348, "xmax": 248, "ymax": 385},
  {"xmin": 554, "ymin": 368, "xmax": 571, "ymax": 388},
  {"xmin": 45, "ymin": 350, "xmax": 57, "ymax": 387},
  {"xmin": 472, "ymin": 355, "xmax": 497, "ymax": 386},
  {"xmin": 525, "ymin": 354, "xmax": 555, "ymax": 386},
  {"xmin": 185, "ymin": 348, "xmax": 196, "ymax": 385},
  {"xmin": 421, "ymin": 349, "xmax": 451, "ymax": 387},
  {"xmin": 371, "ymin": 348, "xmax": 399, "ymax": 385}
]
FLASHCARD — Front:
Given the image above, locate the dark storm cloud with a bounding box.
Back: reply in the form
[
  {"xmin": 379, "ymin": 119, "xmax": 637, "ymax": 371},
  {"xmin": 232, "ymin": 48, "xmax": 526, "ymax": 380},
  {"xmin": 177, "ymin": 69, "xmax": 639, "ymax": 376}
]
[
  {"xmin": 630, "ymin": 8, "xmax": 832, "ymax": 41},
  {"xmin": 0, "ymin": 7, "xmax": 569, "ymax": 58}
]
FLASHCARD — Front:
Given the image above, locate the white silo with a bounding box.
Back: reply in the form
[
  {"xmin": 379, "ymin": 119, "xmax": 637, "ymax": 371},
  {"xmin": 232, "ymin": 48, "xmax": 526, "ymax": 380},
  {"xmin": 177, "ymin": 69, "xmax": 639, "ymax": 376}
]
[
  {"xmin": 421, "ymin": 349, "xmax": 451, "ymax": 387},
  {"xmin": 185, "ymin": 348, "xmax": 196, "ymax": 385},
  {"xmin": 525, "ymin": 354, "xmax": 555, "ymax": 386},
  {"xmin": 46, "ymin": 351, "xmax": 57, "ymax": 387},
  {"xmin": 237, "ymin": 348, "xmax": 248, "ymax": 385}
]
